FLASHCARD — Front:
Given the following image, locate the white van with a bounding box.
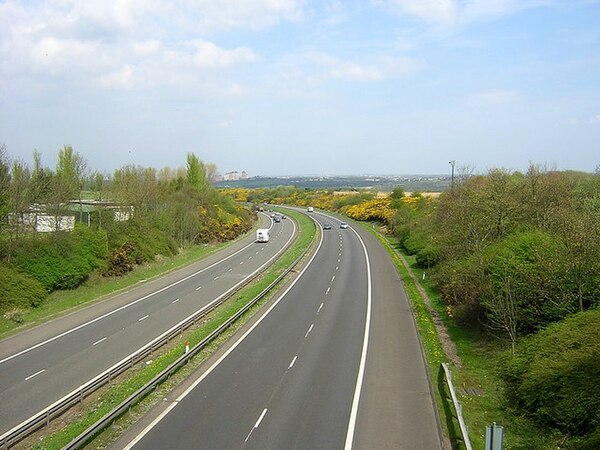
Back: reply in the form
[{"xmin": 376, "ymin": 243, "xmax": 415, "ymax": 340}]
[
  {"xmin": 307, "ymin": 207, "xmax": 314, "ymax": 212},
  {"xmin": 256, "ymin": 228, "xmax": 269, "ymax": 243}
]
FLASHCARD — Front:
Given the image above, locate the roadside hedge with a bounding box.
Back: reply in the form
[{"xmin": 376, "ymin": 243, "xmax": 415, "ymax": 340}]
[
  {"xmin": 500, "ymin": 308, "xmax": 600, "ymax": 446},
  {"xmin": 10, "ymin": 226, "xmax": 108, "ymax": 291},
  {"xmin": 0, "ymin": 264, "xmax": 47, "ymax": 315}
]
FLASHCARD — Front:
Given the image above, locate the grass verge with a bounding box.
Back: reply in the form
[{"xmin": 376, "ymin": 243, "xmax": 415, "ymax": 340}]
[
  {"xmin": 26, "ymin": 210, "xmax": 315, "ymax": 450},
  {"xmin": 0, "ymin": 236, "xmax": 246, "ymax": 339}
]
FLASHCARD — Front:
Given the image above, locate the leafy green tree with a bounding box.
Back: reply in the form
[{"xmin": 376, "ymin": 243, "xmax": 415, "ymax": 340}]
[
  {"xmin": 186, "ymin": 153, "xmax": 209, "ymax": 194},
  {"xmin": 0, "ymin": 145, "xmax": 10, "ymax": 235}
]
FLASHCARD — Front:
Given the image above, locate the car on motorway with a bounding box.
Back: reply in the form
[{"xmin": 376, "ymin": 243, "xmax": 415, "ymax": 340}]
[
  {"xmin": 340, "ymin": 222, "xmax": 349, "ymax": 229},
  {"xmin": 323, "ymin": 223, "xmax": 332, "ymax": 230},
  {"xmin": 274, "ymin": 216, "xmax": 281, "ymax": 223}
]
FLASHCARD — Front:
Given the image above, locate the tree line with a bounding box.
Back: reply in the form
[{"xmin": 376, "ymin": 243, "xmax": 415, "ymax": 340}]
[{"xmin": 0, "ymin": 144, "xmax": 254, "ymax": 319}]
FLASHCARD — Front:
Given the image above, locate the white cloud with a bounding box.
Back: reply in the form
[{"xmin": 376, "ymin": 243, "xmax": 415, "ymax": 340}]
[
  {"xmin": 375, "ymin": 0, "xmax": 547, "ymax": 27},
  {"xmin": 305, "ymin": 51, "xmax": 423, "ymax": 82},
  {"xmin": 589, "ymin": 114, "xmax": 600, "ymax": 124},
  {"xmin": 100, "ymin": 65, "xmax": 135, "ymax": 89},
  {"xmin": 469, "ymin": 89, "xmax": 521, "ymax": 106},
  {"xmin": 188, "ymin": 40, "xmax": 260, "ymax": 69},
  {"xmin": 0, "ymin": 0, "xmax": 300, "ymax": 89}
]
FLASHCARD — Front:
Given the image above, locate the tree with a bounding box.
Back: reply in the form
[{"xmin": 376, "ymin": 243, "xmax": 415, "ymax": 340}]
[
  {"xmin": 186, "ymin": 153, "xmax": 209, "ymax": 194},
  {"xmin": 30, "ymin": 150, "xmax": 52, "ymax": 204},
  {"xmin": 0, "ymin": 144, "xmax": 10, "ymax": 234},
  {"xmin": 482, "ymin": 267, "xmax": 520, "ymax": 354},
  {"xmin": 8, "ymin": 159, "xmax": 31, "ymax": 241}
]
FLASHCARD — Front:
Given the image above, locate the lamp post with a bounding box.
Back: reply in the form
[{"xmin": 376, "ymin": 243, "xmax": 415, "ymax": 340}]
[{"xmin": 449, "ymin": 160, "xmax": 456, "ymax": 189}]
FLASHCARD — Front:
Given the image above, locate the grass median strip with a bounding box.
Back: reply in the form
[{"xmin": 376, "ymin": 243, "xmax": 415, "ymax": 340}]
[{"xmin": 26, "ymin": 210, "xmax": 315, "ymax": 450}]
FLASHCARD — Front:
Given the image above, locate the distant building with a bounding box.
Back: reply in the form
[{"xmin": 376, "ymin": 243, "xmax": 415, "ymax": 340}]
[{"xmin": 222, "ymin": 170, "xmax": 249, "ymax": 181}]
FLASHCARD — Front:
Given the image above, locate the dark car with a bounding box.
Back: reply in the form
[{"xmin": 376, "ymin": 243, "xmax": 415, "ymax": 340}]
[
  {"xmin": 323, "ymin": 223, "xmax": 332, "ymax": 230},
  {"xmin": 274, "ymin": 216, "xmax": 281, "ymax": 223}
]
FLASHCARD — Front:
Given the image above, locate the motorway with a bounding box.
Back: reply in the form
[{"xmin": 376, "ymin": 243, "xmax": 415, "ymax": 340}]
[
  {"xmin": 0, "ymin": 213, "xmax": 295, "ymax": 438},
  {"xmin": 115, "ymin": 210, "xmax": 442, "ymax": 449}
]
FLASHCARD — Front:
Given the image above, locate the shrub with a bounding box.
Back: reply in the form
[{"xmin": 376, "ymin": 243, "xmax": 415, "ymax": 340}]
[
  {"xmin": 500, "ymin": 309, "xmax": 600, "ymax": 438},
  {"xmin": 0, "ymin": 264, "xmax": 47, "ymax": 314},
  {"xmin": 10, "ymin": 226, "xmax": 109, "ymax": 291}
]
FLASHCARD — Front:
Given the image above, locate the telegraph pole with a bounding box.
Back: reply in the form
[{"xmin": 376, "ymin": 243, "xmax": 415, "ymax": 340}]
[{"xmin": 449, "ymin": 160, "xmax": 456, "ymax": 189}]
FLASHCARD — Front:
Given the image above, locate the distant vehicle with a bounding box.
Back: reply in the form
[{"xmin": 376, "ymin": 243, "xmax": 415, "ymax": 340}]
[
  {"xmin": 281, "ymin": 215, "xmax": 286, "ymax": 219},
  {"xmin": 270, "ymin": 213, "xmax": 276, "ymax": 218},
  {"xmin": 274, "ymin": 216, "xmax": 281, "ymax": 223},
  {"xmin": 323, "ymin": 223, "xmax": 332, "ymax": 230},
  {"xmin": 307, "ymin": 207, "xmax": 314, "ymax": 212},
  {"xmin": 256, "ymin": 228, "xmax": 269, "ymax": 242},
  {"xmin": 340, "ymin": 222, "xmax": 349, "ymax": 229}
]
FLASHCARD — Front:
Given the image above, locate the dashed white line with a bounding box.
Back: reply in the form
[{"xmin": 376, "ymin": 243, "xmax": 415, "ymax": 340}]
[
  {"xmin": 240, "ymin": 261, "xmax": 244, "ymax": 265},
  {"xmin": 214, "ymin": 276, "xmax": 219, "ymax": 280},
  {"xmin": 245, "ymin": 408, "xmax": 268, "ymax": 442},
  {"xmin": 92, "ymin": 337, "xmax": 107, "ymax": 346},
  {"xmin": 325, "ymin": 287, "xmax": 331, "ymax": 296},
  {"xmin": 25, "ymin": 369, "xmax": 45, "ymax": 381},
  {"xmin": 172, "ymin": 298, "xmax": 181, "ymax": 303},
  {"xmin": 196, "ymin": 286, "xmax": 202, "ymax": 290},
  {"xmin": 305, "ymin": 323, "xmax": 314, "ymax": 338},
  {"xmin": 228, "ymin": 268, "xmax": 233, "ymax": 272},
  {"xmin": 331, "ymin": 275, "xmax": 336, "ymax": 283},
  {"xmin": 336, "ymin": 266, "xmax": 339, "ymax": 270},
  {"xmin": 317, "ymin": 302, "xmax": 324, "ymax": 313},
  {"xmin": 288, "ymin": 356, "xmax": 298, "ymax": 369},
  {"xmin": 338, "ymin": 258, "xmax": 341, "ymax": 263},
  {"xmin": 249, "ymin": 256, "xmax": 253, "ymax": 260},
  {"xmin": 138, "ymin": 315, "xmax": 149, "ymax": 322}
]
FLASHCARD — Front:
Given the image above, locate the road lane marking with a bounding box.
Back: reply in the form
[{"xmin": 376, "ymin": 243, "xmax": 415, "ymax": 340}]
[
  {"xmin": 121, "ymin": 217, "xmax": 311, "ymax": 450},
  {"xmin": 92, "ymin": 337, "xmax": 107, "ymax": 346},
  {"xmin": 325, "ymin": 287, "xmax": 330, "ymax": 296},
  {"xmin": 138, "ymin": 315, "xmax": 149, "ymax": 322},
  {"xmin": 336, "ymin": 266, "xmax": 339, "ymax": 270},
  {"xmin": 305, "ymin": 324, "xmax": 314, "ymax": 338},
  {"xmin": 317, "ymin": 302, "xmax": 324, "ymax": 314},
  {"xmin": 331, "ymin": 275, "xmax": 335, "ymax": 283},
  {"xmin": 245, "ymin": 408, "xmax": 268, "ymax": 442},
  {"xmin": 228, "ymin": 268, "xmax": 232, "ymax": 272},
  {"xmin": 25, "ymin": 369, "xmax": 45, "ymax": 381},
  {"xmin": 0, "ymin": 237, "xmax": 263, "ymax": 366},
  {"xmin": 196, "ymin": 285, "xmax": 202, "ymax": 290},
  {"xmin": 172, "ymin": 298, "xmax": 180, "ymax": 303},
  {"xmin": 214, "ymin": 276, "xmax": 219, "ymax": 280},
  {"xmin": 288, "ymin": 356, "xmax": 298, "ymax": 369},
  {"xmin": 344, "ymin": 225, "xmax": 373, "ymax": 450}
]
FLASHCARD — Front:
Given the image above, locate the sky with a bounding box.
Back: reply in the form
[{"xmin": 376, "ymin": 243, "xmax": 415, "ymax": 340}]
[{"xmin": 1, "ymin": 0, "xmax": 599, "ymax": 177}]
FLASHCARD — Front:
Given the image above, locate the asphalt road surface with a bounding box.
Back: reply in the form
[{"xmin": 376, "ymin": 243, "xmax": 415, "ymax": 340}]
[
  {"xmin": 0, "ymin": 213, "xmax": 295, "ymax": 438},
  {"xmin": 116, "ymin": 210, "xmax": 442, "ymax": 450}
]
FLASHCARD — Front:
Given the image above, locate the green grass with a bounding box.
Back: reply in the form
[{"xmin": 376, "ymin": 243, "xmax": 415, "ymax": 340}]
[
  {"xmin": 29, "ymin": 209, "xmax": 315, "ymax": 450},
  {"xmin": 0, "ymin": 237, "xmax": 245, "ymax": 338},
  {"xmin": 364, "ymin": 227, "xmax": 561, "ymax": 449}
]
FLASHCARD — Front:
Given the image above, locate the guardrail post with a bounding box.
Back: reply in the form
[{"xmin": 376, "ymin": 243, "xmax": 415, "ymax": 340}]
[{"xmin": 442, "ymin": 363, "xmax": 472, "ymax": 450}]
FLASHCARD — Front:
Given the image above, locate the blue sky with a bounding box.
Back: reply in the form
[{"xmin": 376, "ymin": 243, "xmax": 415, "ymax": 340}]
[{"xmin": 1, "ymin": 0, "xmax": 599, "ymax": 176}]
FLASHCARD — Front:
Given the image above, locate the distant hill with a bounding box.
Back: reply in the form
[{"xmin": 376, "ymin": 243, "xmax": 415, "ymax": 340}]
[{"xmin": 215, "ymin": 175, "xmax": 450, "ymax": 192}]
